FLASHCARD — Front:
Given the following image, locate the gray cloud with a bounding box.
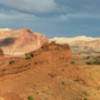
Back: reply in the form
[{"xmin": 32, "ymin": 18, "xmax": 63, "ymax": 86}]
[
  {"xmin": 0, "ymin": 9, "xmax": 100, "ymax": 24},
  {"xmin": 58, "ymin": 13, "xmax": 100, "ymax": 21},
  {"xmin": 0, "ymin": 10, "xmax": 39, "ymax": 21},
  {"xmin": 0, "ymin": 0, "xmax": 100, "ymax": 38},
  {"xmin": 0, "ymin": 0, "xmax": 57, "ymax": 13}
]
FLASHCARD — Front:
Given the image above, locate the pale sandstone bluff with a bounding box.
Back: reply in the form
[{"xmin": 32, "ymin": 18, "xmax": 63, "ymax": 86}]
[
  {"xmin": 0, "ymin": 28, "xmax": 48, "ymax": 56},
  {"xmin": 49, "ymin": 36, "xmax": 100, "ymax": 55},
  {"xmin": 49, "ymin": 36, "xmax": 100, "ymax": 44}
]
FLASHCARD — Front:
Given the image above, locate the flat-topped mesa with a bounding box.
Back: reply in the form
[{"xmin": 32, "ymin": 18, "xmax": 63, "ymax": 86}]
[
  {"xmin": 49, "ymin": 35, "xmax": 100, "ymax": 45},
  {"xmin": 0, "ymin": 28, "xmax": 48, "ymax": 56}
]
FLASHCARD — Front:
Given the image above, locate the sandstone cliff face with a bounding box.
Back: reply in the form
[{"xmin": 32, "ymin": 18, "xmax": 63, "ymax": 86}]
[
  {"xmin": 0, "ymin": 42, "xmax": 98, "ymax": 100},
  {"xmin": 50, "ymin": 36, "xmax": 100, "ymax": 49},
  {"xmin": 0, "ymin": 29, "xmax": 48, "ymax": 56},
  {"xmin": 26, "ymin": 42, "xmax": 72, "ymax": 64},
  {"xmin": 71, "ymin": 39, "xmax": 100, "ymax": 49},
  {"xmin": 50, "ymin": 36, "xmax": 100, "ymax": 60},
  {"xmin": 0, "ymin": 42, "xmax": 72, "ymax": 100}
]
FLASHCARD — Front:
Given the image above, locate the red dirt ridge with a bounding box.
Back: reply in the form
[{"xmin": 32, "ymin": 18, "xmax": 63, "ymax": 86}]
[{"xmin": 0, "ymin": 42, "xmax": 72, "ymax": 100}]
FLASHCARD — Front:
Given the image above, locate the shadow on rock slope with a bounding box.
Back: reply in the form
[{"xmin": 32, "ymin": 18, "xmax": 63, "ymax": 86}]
[{"xmin": 0, "ymin": 42, "xmax": 99, "ymax": 100}]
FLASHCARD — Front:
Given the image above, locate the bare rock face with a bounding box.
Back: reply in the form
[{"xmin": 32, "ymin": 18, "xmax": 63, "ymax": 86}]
[
  {"xmin": 0, "ymin": 42, "xmax": 72, "ymax": 79},
  {"xmin": 0, "ymin": 28, "xmax": 48, "ymax": 56},
  {"xmin": 50, "ymin": 36, "xmax": 100, "ymax": 60},
  {"xmin": 27, "ymin": 42, "xmax": 72, "ymax": 64}
]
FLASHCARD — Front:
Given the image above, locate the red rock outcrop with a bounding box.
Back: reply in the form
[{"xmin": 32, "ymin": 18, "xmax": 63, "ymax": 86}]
[
  {"xmin": 0, "ymin": 28, "xmax": 48, "ymax": 56},
  {"xmin": 0, "ymin": 42, "xmax": 72, "ymax": 100},
  {"xmin": 0, "ymin": 42, "xmax": 95, "ymax": 100},
  {"xmin": 26, "ymin": 41, "xmax": 72, "ymax": 64}
]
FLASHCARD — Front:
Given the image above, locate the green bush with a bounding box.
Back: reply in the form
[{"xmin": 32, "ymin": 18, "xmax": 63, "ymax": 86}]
[
  {"xmin": 86, "ymin": 62, "xmax": 92, "ymax": 65},
  {"xmin": 71, "ymin": 61, "xmax": 75, "ymax": 64},
  {"xmin": 28, "ymin": 96, "xmax": 34, "ymax": 100},
  {"xmin": 9, "ymin": 60, "xmax": 15, "ymax": 64},
  {"xmin": 86, "ymin": 60, "xmax": 100, "ymax": 65},
  {"xmin": 25, "ymin": 55, "xmax": 32, "ymax": 60},
  {"xmin": 84, "ymin": 98, "xmax": 88, "ymax": 100}
]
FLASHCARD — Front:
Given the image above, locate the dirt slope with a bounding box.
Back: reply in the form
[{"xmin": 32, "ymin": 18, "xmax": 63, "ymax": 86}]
[
  {"xmin": 50, "ymin": 36, "xmax": 100, "ymax": 64},
  {"xmin": 0, "ymin": 42, "xmax": 100, "ymax": 100}
]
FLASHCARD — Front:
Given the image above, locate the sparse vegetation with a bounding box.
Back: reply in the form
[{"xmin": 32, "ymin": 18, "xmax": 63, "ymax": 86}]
[
  {"xmin": 93, "ymin": 60, "xmax": 100, "ymax": 65},
  {"xmin": 28, "ymin": 96, "xmax": 34, "ymax": 100},
  {"xmin": 9, "ymin": 60, "xmax": 15, "ymax": 64},
  {"xmin": 25, "ymin": 55, "xmax": 32, "ymax": 60},
  {"xmin": 71, "ymin": 61, "xmax": 75, "ymax": 64},
  {"xmin": 84, "ymin": 98, "xmax": 88, "ymax": 100},
  {"xmin": 61, "ymin": 80, "xmax": 66, "ymax": 85},
  {"xmin": 86, "ymin": 60, "xmax": 100, "ymax": 65},
  {"xmin": 86, "ymin": 62, "xmax": 92, "ymax": 65},
  {"xmin": 73, "ymin": 79, "xmax": 79, "ymax": 82}
]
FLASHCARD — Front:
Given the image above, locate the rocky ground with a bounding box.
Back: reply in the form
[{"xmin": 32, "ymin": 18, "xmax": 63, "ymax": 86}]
[
  {"xmin": 50, "ymin": 36, "xmax": 100, "ymax": 65},
  {"xmin": 0, "ymin": 42, "xmax": 100, "ymax": 100}
]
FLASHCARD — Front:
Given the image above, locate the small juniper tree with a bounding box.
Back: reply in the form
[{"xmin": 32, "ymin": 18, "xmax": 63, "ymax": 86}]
[{"xmin": 28, "ymin": 96, "xmax": 34, "ymax": 100}]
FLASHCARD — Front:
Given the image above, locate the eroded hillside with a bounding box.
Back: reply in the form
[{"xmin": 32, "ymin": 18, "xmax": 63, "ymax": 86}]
[
  {"xmin": 0, "ymin": 28, "xmax": 47, "ymax": 56},
  {"xmin": 50, "ymin": 36, "xmax": 100, "ymax": 65},
  {"xmin": 0, "ymin": 42, "xmax": 100, "ymax": 100}
]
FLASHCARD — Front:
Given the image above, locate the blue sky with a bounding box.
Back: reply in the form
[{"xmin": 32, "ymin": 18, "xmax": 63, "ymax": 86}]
[{"xmin": 0, "ymin": 0, "xmax": 100, "ymax": 38}]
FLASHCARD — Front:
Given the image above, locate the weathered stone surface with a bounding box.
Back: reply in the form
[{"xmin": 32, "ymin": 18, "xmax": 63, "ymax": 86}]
[{"xmin": 0, "ymin": 28, "xmax": 48, "ymax": 56}]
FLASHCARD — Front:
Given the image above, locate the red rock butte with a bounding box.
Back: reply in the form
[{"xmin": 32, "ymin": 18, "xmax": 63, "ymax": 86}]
[
  {"xmin": 0, "ymin": 28, "xmax": 48, "ymax": 56},
  {"xmin": 26, "ymin": 41, "xmax": 72, "ymax": 64},
  {"xmin": 0, "ymin": 42, "xmax": 72, "ymax": 100}
]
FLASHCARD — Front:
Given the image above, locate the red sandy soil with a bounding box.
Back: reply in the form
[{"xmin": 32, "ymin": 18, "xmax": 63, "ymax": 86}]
[{"xmin": 0, "ymin": 42, "xmax": 100, "ymax": 100}]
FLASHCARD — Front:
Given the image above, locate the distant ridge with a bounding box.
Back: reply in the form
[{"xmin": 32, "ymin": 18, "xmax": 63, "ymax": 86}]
[
  {"xmin": 50, "ymin": 35, "xmax": 100, "ymax": 44},
  {"xmin": 0, "ymin": 28, "xmax": 12, "ymax": 31},
  {"xmin": 50, "ymin": 35, "xmax": 100, "ymax": 57}
]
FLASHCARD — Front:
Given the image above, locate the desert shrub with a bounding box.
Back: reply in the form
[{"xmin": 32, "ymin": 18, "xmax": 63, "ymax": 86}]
[
  {"xmin": 93, "ymin": 60, "xmax": 100, "ymax": 65},
  {"xmin": 28, "ymin": 96, "xmax": 34, "ymax": 100},
  {"xmin": 25, "ymin": 55, "xmax": 32, "ymax": 60},
  {"xmin": 86, "ymin": 62, "xmax": 92, "ymax": 65},
  {"xmin": 86, "ymin": 60, "xmax": 100, "ymax": 65},
  {"xmin": 71, "ymin": 61, "xmax": 75, "ymax": 64},
  {"xmin": 61, "ymin": 80, "xmax": 66, "ymax": 85},
  {"xmin": 9, "ymin": 60, "xmax": 15, "ymax": 64},
  {"xmin": 73, "ymin": 79, "xmax": 79, "ymax": 82},
  {"xmin": 84, "ymin": 98, "xmax": 88, "ymax": 100}
]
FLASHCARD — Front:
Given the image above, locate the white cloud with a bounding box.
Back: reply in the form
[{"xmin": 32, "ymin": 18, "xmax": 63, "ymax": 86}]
[{"xmin": 0, "ymin": 0, "xmax": 57, "ymax": 13}]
